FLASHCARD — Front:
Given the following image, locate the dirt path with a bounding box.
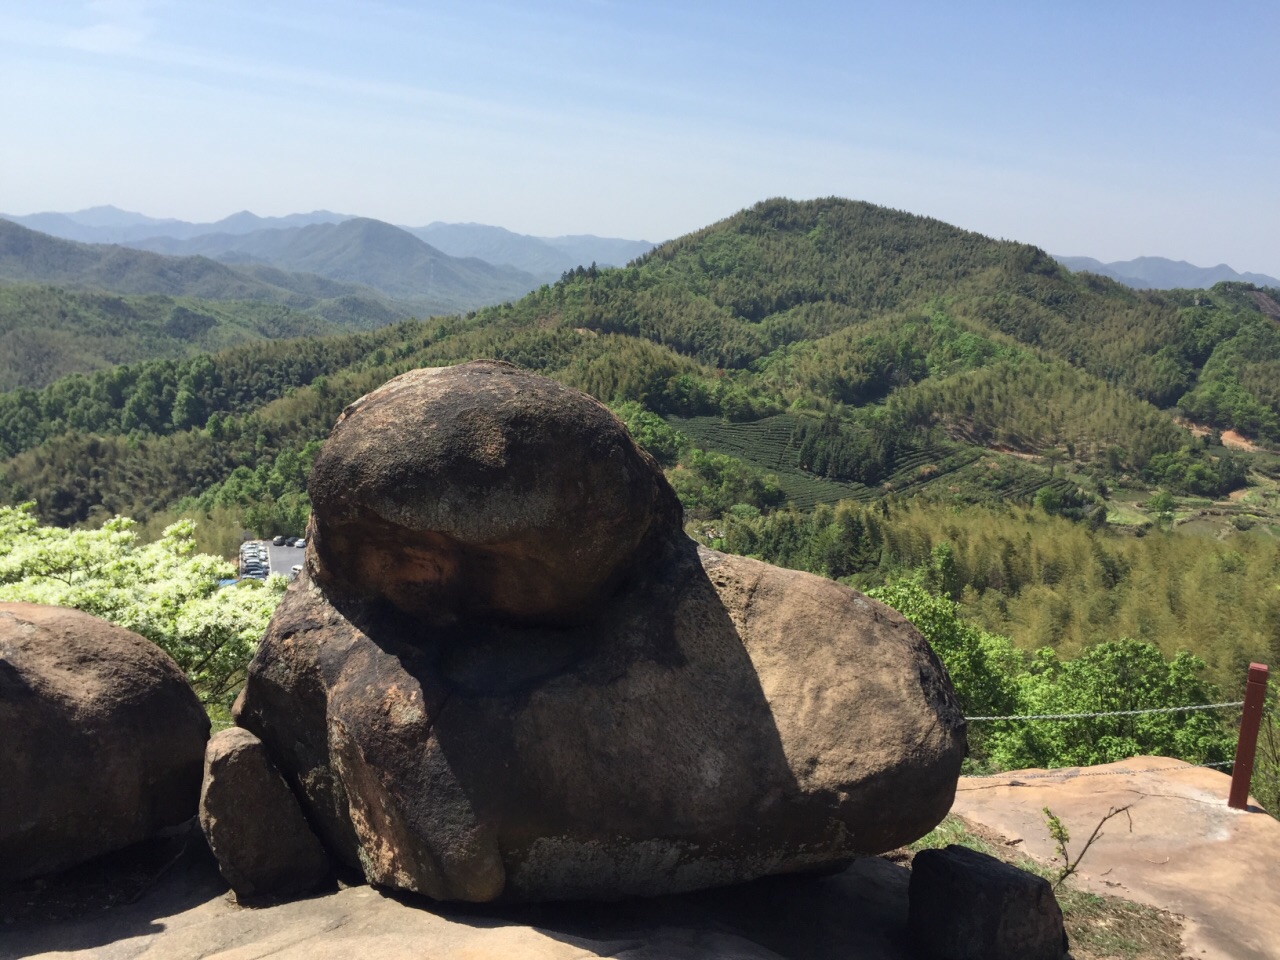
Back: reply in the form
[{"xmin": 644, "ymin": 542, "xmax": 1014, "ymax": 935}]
[
  {"xmin": 1220, "ymin": 428, "xmax": 1262, "ymax": 452},
  {"xmin": 1174, "ymin": 417, "xmax": 1264, "ymax": 452}
]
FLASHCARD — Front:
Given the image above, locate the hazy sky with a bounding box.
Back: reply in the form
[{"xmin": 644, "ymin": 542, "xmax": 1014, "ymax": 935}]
[{"xmin": 2, "ymin": 1, "xmax": 1277, "ymax": 273}]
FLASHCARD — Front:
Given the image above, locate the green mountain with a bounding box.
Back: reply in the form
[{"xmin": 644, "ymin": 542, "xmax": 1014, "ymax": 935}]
[
  {"xmin": 6, "ymin": 197, "xmax": 1279, "ymax": 705},
  {"xmin": 5, "ymin": 195, "xmax": 1276, "ymax": 528}
]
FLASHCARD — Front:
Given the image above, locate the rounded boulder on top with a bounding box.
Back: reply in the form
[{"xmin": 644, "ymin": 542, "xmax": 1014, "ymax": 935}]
[{"xmin": 229, "ymin": 359, "xmax": 967, "ymax": 902}]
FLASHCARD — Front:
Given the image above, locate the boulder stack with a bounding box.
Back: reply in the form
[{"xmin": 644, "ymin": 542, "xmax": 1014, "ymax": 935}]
[
  {"xmin": 229, "ymin": 360, "xmax": 967, "ymax": 902},
  {"xmin": 0, "ymin": 602, "xmax": 210, "ymax": 882}
]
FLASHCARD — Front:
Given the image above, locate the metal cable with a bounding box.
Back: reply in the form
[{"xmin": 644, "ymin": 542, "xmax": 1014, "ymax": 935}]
[{"xmin": 966, "ymin": 701, "xmax": 1244, "ymax": 722}]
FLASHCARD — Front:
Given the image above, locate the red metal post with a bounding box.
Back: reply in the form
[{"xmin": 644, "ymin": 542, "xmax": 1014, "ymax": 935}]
[{"xmin": 1228, "ymin": 663, "xmax": 1270, "ymax": 810}]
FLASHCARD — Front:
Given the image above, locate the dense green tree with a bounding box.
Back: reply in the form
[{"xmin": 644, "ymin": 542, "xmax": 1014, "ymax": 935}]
[
  {"xmin": 995, "ymin": 641, "xmax": 1235, "ymax": 769},
  {"xmin": 0, "ymin": 503, "xmax": 283, "ymax": 706}
]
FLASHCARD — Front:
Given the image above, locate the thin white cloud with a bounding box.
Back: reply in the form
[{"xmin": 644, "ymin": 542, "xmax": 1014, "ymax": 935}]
[{"xmin": 65, "ymin": 0, "xmax": 155, "ymax": 54}]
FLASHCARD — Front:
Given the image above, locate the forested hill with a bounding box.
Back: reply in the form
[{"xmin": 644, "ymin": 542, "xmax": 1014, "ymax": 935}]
[
  {"xmin": 8, "ymin": 196, "xmax": 1280, "ymax": 714},
  {"xmin": 0, "ymin": 285, "xmax": 344, "ymax": 391},
  {"xmin": 3, "ymin": 196, "xmax": 1278, "ymax": 538}
]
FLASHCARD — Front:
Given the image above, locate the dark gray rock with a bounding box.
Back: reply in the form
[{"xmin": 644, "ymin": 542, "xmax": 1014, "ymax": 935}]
[
  {"xmin": 0, "ymin": 602, "xmax": 210, "ymax": 882},
  {"xmin": 199, "ymin": 727, "xmax": 330, "ymax": 901},
  {"xmin": 909, "ymin": 845, "xmax": 1068, "ymax": 960}
]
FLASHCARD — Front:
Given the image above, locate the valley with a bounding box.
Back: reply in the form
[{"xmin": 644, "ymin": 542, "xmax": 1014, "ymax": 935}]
[{"xmin": 2, "ymin": 194, "xmax": 1279, "ymax": 734}]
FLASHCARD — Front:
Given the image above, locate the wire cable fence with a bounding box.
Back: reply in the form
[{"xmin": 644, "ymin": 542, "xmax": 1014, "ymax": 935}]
[
  {"xmin": 960, "ymin": 759, "xmax": 1236, "ymax": 783},
  {"xmin": 965, "ymin": 701, "xmax": 1244, "ymax": 722},
  {"xmin": 957, "ymin": 697, "xmax": 1254, "ymax": 787}
]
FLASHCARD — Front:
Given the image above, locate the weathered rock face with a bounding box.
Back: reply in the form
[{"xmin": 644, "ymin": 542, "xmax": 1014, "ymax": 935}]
[
  {"xmin": 199, "ymin": 727, "xmax": 330, "ymax": 901},
  {"xmin": 307, "ymin": 360, "xmax": 682, "ymax": 626},
  {"xmin": 235, "ymin": 361, "xmax": 966, "ymax": 902},
  {"xmin": 0, "ymin": 603, "xmax": 210, "ymax": 882}
]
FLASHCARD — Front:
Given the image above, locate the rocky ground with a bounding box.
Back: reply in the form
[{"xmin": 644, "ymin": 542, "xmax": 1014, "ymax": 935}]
[
  {"xmin": 7, "ymin": 757, "xmax": 1274, "ymax": 960},
  {"xmin": 951, "ymin": 757, "xmax": 1280, "ymax": 960}
]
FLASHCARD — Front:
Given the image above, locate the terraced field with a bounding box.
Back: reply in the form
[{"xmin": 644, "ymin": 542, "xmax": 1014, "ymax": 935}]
[
  {"xmin": 669, "ymin": 415, "xmax": 808, "ymax": 471},
  {"xmin": 667, "ymin": 414, "xmax": 988, "ymax": 509},
  {"xmin": 911, "ymin": 454, "xmax": 1080, "ymax": 507}
]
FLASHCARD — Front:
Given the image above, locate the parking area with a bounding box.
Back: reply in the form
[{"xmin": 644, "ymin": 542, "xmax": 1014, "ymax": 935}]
[{"xmin": 238, "ymin": 538, "xmax": 307, "ymax": 580}]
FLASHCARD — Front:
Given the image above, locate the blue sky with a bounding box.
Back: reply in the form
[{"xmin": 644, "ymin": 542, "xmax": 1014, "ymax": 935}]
[{"xmin": 2, "ymin": 1, "xmax": 1277, "ymax": 273}]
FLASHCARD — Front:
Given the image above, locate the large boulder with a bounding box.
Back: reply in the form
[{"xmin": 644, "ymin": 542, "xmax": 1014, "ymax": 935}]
[
  {"xmin": 0, "ymin": 603, "xmax": 210, "ymax": 882},
  {"xmin": 233, "ymin": 361, "xmax": 966, "ymax": 902},
  {"xmin": 307, "ymin": 361, "xmax": 681, "ymax": 626}
]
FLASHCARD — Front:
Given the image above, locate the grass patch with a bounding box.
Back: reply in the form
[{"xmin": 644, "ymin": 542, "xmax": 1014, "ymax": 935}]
[
  {"xmin": 907, "ymin": 814, "xmax": 999, "ymax": 857},
  {"xmin": 1105, "ymin": 502, "xmax": 1151, "ymax": 527}
]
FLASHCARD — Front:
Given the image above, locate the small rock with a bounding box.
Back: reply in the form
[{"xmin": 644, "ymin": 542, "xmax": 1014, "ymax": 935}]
[
  {"xmin": 909, "ymin": 844, "xmax": 1068, "ymax": 960},
  {"xmin": 199, "ymin": 727, "xmax": 330, "ymax": 901}
]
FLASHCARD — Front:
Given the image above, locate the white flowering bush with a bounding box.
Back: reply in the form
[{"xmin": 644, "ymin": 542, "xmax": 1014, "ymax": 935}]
[{"xmin": 0, "ymin": 503, "xmax": 285, "ymax": 706}]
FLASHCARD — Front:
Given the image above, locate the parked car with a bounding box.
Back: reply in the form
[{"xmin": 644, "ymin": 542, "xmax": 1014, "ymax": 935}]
[
  {"xmin": 295, "ymin": 538, "xmax": 307, "ymax": 548},
  {"xmin": 273, "ymin": 535, "xmax": 286, "ymax": 546}
]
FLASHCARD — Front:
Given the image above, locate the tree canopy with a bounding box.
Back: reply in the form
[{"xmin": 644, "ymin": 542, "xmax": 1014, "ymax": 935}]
[{"xmin": 0, "ymin": 503, "xmax": 283, "ymax": 707}]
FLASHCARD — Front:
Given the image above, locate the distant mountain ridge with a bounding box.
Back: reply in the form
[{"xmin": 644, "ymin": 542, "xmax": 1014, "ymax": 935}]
[
  {"xmin": 0, "ymin": 217, "xmax": 539, "ymax": 319},
  {"xmin": 0, "ymin": 206, "xmax": 353, "ymax": 244},
  {"xmin": 410, "ymin": 223, "xmax": 655, "ymax": 279},
  {"xmin": 0, "ymin": 217, "xmax": 358, "ymax": 302},
  {"xmin": 121, "ymin": 218, "xmax": 538, "ymax": 303},
  {"xmin": 1055, "ymin": 254, "xmax": 1280, "ymax": 290},
  {"xmin": 0, "ymin": 207, "xmax": 655, "ymax": 281}
]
